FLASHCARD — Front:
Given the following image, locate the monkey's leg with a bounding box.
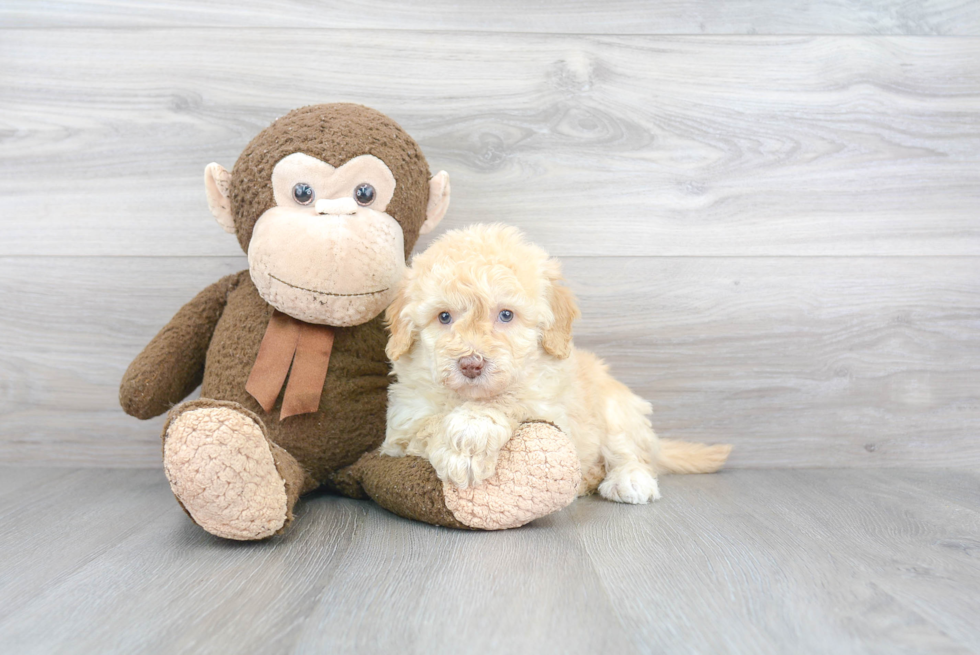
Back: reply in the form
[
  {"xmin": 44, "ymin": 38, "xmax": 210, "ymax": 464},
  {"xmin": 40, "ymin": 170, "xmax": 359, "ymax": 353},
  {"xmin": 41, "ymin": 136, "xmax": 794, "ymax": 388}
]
[
  {"xmin": 162, "ymin": 399, "xmax": 311, "ymax": 540},
  {"xmin": 336, "ymin": 422, "xmax": 582, "ymax": 530}
]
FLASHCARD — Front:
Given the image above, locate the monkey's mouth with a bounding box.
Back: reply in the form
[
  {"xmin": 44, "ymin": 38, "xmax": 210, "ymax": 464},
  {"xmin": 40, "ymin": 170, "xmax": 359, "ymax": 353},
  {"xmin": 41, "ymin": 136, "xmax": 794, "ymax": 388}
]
[{"xmin": 269, "ymin": 274, "xmax": 389, "ymax": 297}]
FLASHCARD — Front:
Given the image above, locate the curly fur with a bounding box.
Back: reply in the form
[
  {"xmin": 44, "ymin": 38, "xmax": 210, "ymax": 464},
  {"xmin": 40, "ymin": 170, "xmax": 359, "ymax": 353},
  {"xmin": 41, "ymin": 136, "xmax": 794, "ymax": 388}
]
[{"xmin": 382, "ymin": 224, "xmax": 732, "ymax": 503}]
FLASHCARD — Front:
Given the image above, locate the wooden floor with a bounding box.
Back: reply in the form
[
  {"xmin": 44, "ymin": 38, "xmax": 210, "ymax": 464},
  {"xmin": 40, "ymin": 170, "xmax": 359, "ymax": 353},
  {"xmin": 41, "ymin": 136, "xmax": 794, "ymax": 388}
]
[{"xmin": 0, "ymin": 467, "xmax": 978, "ymax": 655}]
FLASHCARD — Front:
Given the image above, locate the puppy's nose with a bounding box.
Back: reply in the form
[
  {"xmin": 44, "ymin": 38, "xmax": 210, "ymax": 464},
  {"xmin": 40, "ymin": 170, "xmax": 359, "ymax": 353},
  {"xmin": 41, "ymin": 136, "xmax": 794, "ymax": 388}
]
[{"xmin": 458, "ymin": 355, "xmax": 485, "ymax": 379}]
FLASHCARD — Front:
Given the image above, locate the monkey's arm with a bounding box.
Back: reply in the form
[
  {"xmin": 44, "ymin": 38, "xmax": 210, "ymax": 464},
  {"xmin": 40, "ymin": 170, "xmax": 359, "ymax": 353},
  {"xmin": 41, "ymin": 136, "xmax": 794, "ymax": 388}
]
[{"xmin": 120, "ymin": 271, "xmax": 246, "ymax": 419}]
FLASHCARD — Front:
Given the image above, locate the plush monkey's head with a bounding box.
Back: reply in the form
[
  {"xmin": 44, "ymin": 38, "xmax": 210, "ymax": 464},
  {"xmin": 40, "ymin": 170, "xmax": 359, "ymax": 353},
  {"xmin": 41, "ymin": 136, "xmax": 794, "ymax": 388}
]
[{"xmin": 204, "ymin": 103, "xmax": 450, "ymax": 326}]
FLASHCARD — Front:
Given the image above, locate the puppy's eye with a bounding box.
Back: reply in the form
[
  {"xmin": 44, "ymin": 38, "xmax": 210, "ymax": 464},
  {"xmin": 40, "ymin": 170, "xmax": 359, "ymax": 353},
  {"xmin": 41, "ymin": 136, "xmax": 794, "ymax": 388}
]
[
  {"xmin": 438, "ymin": 311, "xmax": 452, "ymax": 325},
  {"xmin": 354, "ymin": 183, "xmax": 376, "ymax": 206},
  {"xmin": 498, "ymin": 309, "xmax": 514, "ymax": 323},
  {"xmin": 292, "ymin": 183, "xmax": 315, "ymax": 205}
]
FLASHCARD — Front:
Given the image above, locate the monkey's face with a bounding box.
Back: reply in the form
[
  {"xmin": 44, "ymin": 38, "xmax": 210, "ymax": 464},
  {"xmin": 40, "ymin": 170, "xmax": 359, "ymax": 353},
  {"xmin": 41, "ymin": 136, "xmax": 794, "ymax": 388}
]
[
  {"xmin": 246, "ymin": 153, "xmax": 405, "ymax": 326},
  {"xmin": 204, "ymin": 104, "xmax": 451, "ymax": 327}
]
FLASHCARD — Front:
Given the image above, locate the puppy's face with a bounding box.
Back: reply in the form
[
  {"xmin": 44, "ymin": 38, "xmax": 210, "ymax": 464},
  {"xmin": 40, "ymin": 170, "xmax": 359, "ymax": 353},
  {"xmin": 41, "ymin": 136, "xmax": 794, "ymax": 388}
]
[
  {"xmin": 386, "ymin": 225, "xmax": 580, "ymax": 400},
  {"xmin": 414, "ymin": 269, "xmax": 541, "ymax": 400}
]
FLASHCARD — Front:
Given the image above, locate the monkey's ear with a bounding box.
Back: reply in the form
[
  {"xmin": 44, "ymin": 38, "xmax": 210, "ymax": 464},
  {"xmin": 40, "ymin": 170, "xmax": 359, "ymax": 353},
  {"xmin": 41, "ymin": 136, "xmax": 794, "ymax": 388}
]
[
  {"xmin": 420, "ymin": 171, "xmax": 450, "ymax": 235},
  {"xmin": 541, "ymin": 275, "xmax": 580, "ymax": 360},
  {"xmin": 205, "ymin": 163, "xmax": 236, "ymax": 234},
  {"xmin": 384, "ymin": 282, "xmax": 416, "ymax": 361}
]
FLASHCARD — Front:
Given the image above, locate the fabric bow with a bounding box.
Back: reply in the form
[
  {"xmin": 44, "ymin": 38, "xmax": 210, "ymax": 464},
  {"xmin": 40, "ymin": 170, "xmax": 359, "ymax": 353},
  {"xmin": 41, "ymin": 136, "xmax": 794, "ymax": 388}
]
[{"xmin": 245, "ymin": 310, "xmax": 335, "ymax": 420}]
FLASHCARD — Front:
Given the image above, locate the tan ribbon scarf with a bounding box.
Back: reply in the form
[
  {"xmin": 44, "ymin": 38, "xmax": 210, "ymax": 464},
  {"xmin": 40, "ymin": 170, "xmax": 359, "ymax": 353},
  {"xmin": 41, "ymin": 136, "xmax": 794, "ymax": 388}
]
[{"xmin": 245, "ymin": 310, "xmax": 335, "ymax": 420}]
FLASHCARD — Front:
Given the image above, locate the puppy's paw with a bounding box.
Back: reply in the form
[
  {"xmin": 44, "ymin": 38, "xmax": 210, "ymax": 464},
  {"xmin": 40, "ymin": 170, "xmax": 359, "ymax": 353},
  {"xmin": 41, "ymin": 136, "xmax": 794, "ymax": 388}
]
[
  {"xmin": 427, "ymin": 408, "xmax": 516, "ymax": 487},
  {"xmin": 442, "ymin": 409, "xmax": 512, "ymax": 457},
  {"xmin": 428, "ymin": 447, "xmax": 499, "ymax": 489},
  {"xmin": 379, "ymin": 440, "xmax": 407, "ymax": 457},
  {"xmin": 599, "ymin": 464, "xmax": 661, "ymax": 504}
]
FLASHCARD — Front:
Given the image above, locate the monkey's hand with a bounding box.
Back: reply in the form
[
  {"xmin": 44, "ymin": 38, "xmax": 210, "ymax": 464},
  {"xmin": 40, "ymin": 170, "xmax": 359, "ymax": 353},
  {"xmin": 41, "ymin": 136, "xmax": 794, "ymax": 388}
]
[
  {"xmin": 119, "ymin": 272, "xmax": 244, "ymax": 420},
  {"xmin": 428, "ymin": 406, "xmax": 517, "ymax": 488}
]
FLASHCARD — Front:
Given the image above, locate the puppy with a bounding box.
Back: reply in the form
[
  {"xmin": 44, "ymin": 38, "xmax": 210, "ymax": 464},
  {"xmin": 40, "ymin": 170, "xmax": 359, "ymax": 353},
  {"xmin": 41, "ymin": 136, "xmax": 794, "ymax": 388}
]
[{"xmin": 381, "ymin": 224, "xmax": 731, "ymax": 503}]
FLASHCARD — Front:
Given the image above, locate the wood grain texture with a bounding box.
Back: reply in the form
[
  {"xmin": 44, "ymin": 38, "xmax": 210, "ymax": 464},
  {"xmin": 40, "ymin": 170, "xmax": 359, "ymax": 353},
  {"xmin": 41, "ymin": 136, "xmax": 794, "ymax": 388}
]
[
  {"xmin": 571, "ymin": 468, "xmax": 980, "ymax": 654},
  {"xmin": 2, "ymin": 31, "xmax": 979, "ymax": 257},
  {"xmin": 1, "ymin": 468, "xmax": 979, "ymax": 654},
  {"xmin": 2, "ymin": 9, "xmax": 979, "ymax": 470},
  {"xmin": 0, "ymin": 466, "xmax": 59, "ymax": 499},
  {"xmin": 0, "ymin": 469, "xmax": 170, "ymax": 621},
  {"xmin": 2, "ymin": 1, "xmax": 979, "ymax": 34},
  {"xmin": 288, "ymin": 502, "xmax": 631, "ymax": 654},
  {"xmin": 1, "ymin": 255, "xmax": 977, "ymax": 468}
]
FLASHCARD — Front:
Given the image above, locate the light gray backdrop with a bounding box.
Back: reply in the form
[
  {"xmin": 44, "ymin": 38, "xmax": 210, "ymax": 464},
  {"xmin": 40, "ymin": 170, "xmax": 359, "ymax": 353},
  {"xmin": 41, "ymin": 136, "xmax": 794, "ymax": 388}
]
[{"xmin": 1, "ymin": 1, "xmax": 978, "ymax": 468}]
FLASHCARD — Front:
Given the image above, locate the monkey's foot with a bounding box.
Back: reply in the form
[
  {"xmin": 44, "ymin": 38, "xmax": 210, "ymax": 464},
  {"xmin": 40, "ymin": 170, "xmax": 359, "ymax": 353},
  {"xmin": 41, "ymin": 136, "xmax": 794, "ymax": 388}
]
[
  {"xmin": 163, "ymin": 400, "xmax": 289, "ymax": 540},
  {"xmin": 442, "ymin": 421, "xmax": 582, "ymax": 529},
  {"xmin": 346, "ymin": 421, "xmax": 581, "ymax": 530}
]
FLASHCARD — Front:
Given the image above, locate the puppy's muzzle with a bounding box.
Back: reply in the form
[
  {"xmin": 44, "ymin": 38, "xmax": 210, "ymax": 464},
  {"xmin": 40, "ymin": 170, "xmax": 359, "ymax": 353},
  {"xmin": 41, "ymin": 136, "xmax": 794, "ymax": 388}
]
[{"xmin": 458, "ymin": 355, "xmax": 485, "ymax": 379}]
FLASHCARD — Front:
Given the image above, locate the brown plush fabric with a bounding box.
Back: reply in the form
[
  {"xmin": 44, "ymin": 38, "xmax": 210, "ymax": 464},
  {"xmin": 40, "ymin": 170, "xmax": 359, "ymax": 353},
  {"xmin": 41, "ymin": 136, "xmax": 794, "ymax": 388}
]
[
  {"xmin": 120, "ymin": 272, "xmax": 242, "ymax": 420},
  {"xmin": 120, "ymin": 104, "xmax": 449, "ymax": 539},
  {"xmin": 268, "ymin": 438, "xmax": 312, "ymax": 534},
  {"xmin": 229, "ymin": 103, "xmax": 431, "ymax": 258},
  {"xmin": 346, "ymin": 451, "xmax": 471, "ymax": 530},
  {"xmin": 198, "ymin": 275, "xmax": 391, "ymax": 483}
]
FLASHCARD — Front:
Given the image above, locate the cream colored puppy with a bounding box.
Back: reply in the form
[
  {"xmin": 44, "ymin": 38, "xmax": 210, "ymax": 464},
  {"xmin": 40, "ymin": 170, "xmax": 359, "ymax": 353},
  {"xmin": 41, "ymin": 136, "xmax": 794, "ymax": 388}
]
[{"xmin": 381, "ymin": 224, "xmax": 731, "ymax": 503}]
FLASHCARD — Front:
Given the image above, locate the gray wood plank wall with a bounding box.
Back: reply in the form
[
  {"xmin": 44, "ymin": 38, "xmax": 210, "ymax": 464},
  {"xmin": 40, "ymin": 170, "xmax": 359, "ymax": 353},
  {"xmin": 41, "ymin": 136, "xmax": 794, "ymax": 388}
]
[{"xmin": 1, "ymin": 3, "xmax": 978, "ymax": 467}]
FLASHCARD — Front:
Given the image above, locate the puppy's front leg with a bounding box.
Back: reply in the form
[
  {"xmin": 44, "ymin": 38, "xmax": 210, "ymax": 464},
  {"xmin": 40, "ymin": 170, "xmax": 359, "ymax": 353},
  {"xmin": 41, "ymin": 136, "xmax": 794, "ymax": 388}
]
[
  {"xmin": 429, "ymin": 405, "xmax": 519, "ymax": 488},
  {"xmin": 382, "ymin": 413, "xmax": 442, "ymax": 459}
]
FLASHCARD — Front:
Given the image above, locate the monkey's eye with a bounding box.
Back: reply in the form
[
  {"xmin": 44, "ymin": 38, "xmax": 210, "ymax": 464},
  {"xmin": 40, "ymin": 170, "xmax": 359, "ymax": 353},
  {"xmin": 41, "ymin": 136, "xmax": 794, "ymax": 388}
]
[
  {"xmin": 498, "ymin": 309, "xmax": 514, "ymax": 323},
  {"xmin": 292, "ymin": 183, "xmax": 315, "ymax": 205},
  {"xmin": 438, "ymin": 311, "xmax": 452, "ymax": 325},
  {"xmin": 354, "ymin": 183, "xmax": 376, "ymax": 206}
]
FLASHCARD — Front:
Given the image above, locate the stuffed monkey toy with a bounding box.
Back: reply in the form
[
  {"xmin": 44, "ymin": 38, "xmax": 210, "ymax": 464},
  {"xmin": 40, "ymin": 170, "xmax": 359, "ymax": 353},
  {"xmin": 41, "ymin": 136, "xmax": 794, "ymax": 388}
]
[{"xmin": 119, "ymin": 104, "xmax": 581, "ymax": 540}]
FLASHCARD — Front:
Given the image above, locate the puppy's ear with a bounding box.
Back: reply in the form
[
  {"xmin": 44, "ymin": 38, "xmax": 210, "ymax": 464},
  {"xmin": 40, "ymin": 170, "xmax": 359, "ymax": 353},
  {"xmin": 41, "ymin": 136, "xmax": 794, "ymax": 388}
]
[
  {"xmin": 385, "ymin": 282, "xmax": 415, "ymax": 361},
  {"xmin": 542, "ymin": 276, "xmax": 580, "ymax": 359}
]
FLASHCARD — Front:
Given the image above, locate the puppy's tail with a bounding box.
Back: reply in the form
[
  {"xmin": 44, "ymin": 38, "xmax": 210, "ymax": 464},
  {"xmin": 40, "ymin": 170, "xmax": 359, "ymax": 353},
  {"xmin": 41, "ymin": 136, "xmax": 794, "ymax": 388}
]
[{"xmin": 655, "ymin": 439, "xmax": 732, "ymax": 474}]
